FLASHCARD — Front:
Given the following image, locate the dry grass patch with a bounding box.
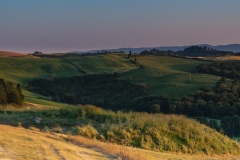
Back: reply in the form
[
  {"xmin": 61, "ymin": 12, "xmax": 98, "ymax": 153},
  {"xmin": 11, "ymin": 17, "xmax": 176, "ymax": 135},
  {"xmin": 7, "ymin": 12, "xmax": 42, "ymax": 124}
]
[
  {"xmin": 66, "ymin": 135, "xmax": 240, "ymax": 160},
  {"xmin": 0, "ymin": 125, "xmax": 113, "ymax": 160}
]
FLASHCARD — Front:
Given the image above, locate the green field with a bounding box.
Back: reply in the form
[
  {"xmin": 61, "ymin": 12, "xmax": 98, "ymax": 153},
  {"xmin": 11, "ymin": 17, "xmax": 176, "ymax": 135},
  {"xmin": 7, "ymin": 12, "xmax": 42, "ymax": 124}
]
[
  {"xmin": 122, "ymin": 56, "xmax": 221, "ymax": 98},
  {"xmin": 0, "ymin": 54, "xmax": 221, "ymax": 104},
  {"xmin": 64, "ymin": 53, "xmax": 137, "ymax": 74},
  {"xmin": 0, "ymin": 56, "xmax": 79, "ymax": 84},
  {"xmin": 1, "ymin": 54, "xmax": 240, "ymax": 158}
]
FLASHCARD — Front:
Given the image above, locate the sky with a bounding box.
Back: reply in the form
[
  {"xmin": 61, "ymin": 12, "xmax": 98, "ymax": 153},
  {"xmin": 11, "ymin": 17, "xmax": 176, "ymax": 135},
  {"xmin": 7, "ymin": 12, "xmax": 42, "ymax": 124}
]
[{"xmin": 1, "ymin": 0, "xmax": 240, "ymax": 53}]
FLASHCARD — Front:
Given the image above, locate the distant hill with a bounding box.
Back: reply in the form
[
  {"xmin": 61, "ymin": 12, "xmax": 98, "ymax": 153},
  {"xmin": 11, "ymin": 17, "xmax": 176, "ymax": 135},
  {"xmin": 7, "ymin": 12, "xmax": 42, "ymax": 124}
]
[
  {"xmin": 0, "ymin": 50, "xmax": 26, "ymax": 57},
  {"xmin": 75, "ymin": 44, "xmax": 240, "ymax": 54},
  {"xmin": 211, "ymin": 44, "xmax": 240, "ymax": 52},
  {"xmin": 177, "ymin": 46, "xmax": 232, "ymax": 57}
]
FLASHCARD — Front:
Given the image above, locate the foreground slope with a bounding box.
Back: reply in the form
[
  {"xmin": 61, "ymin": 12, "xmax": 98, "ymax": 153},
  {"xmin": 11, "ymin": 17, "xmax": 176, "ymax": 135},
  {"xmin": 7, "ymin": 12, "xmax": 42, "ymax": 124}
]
[
  {"xmin": 0, "ymin": 124, "xmax": 239, "ymax": 160},
  {"xmin": 1, "ymin": 105, "xmax": 240, "ymax": 155},
  {"xmin": 0, "ymin": 125, "xmax": 112, "ymax": 160}
]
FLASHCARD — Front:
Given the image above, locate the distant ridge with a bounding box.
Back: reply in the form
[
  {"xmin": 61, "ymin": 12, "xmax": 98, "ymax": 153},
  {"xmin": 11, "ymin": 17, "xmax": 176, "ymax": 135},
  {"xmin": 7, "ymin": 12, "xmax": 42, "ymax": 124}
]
[
  {"xmin": 73, "ymin": 44, "xmax": 240, "ymax": 54},
  {"xmin": 0, "ymin": 51, "xmax": 26, "ymax": 57}
]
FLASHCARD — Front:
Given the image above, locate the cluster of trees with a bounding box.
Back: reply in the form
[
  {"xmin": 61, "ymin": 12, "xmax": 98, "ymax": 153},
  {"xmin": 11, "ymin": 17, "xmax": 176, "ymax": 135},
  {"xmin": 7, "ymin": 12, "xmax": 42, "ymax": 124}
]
[
  {"xmin": 139, "ymin": 46, "xmax": 233, "ymax": 57},
  {"xmin": 197, "ymin": 115, "xmax": 240, "ymax": 137},
  {"xmin": 197, "ymin": 61, "xmax": 240, "ymax": 79},
  {"xmin": 31, "ymin": 51, "xmax": 124, "ymax": 58},
  {"xmin": 139, "ymin": 49, "xmax": 176, "ymax": 56},
  {"xmin": 27, "ymin": 73, "xmax": 240, "ymax": 118},
  {"xmin": 0, "ymin": 79, "xmax": 24, "ymax": 106},
  {"xmin": 171, "ymin": 78, "xmax": 240, "ymax": 118},
  {"xmin": 177, "ymin": 46, "xmax": 232, "ymax": 57},
  {"xmin": 27, "ymin": 73, "xmax": 149, "ymax": 110},
  {"xmin": 27, "ymin": 73, "xmax": 172, "ymax": 112}
]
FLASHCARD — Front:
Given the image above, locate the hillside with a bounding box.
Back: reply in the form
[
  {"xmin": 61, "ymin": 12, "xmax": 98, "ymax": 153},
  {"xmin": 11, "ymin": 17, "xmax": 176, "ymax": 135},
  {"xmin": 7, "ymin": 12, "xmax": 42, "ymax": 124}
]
[
  {"xmin": 0, "ymin": 54, "xmax": 220, "ymax": 104},
  {"xmin": 123, "ymin": 55, "xmax": 220, "ymax": 98},
  {"xmin": 0, "ymin": 54, "xmax": 136, "ymax": 84},
  {"xmin": 0, "ymin": 54, "xmax": 240, "ymax": 159},
  {"xmin": 0, "ymin": 125, "xmax": 113, "ymax": 160},
  {"xmin": 1, "ymin": 124, "xmax": 239, "ymax": 160},
  {"xmin": 0, "ymin": 50, "xmax": 25, "ymax": 57}
]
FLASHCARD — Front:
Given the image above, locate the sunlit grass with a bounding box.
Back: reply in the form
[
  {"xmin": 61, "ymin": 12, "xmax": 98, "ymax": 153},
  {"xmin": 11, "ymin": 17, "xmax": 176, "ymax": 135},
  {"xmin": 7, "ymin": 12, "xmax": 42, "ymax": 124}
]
[
  {"xmin": 0, "ymin": 124, "xmax": 238, "ymax": 160},
  {"xmin": 122, "ymin": 56, "xmax": 221, "ymax": 98}
]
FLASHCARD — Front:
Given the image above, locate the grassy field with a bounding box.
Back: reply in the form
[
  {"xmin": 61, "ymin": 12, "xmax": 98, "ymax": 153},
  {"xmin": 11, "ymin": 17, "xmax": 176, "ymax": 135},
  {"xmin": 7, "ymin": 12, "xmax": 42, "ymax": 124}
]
[
  {"xmin": 0, "ymin": 56, "xmax": 79, "ymax": 84},
  {"xmin": 1, "ymin": 104, "xmax": 240, "ymax": 155},
  {"xmin": 0, "ymin": 54, "xmax": 220, "ymax": 102},
  {"xmin": 0, "ymin": 54, "xmax": 240, "ymax": 159},
  {"xmin": 64, "ymin": 53, "xmax": 137, "ymax": 74},
  {"xmin": 0, "ymin": 114, "xmax": 240, "ymax": 160},
  {"xmin": 0, "ymin": 54, "xmax": 137, "ymax": 105},
  {"xmin": 0, "ymin": 125, "xmax": 113, "ymax": 160},
  {"xmin": 122, "ymin": 56, "xmax": 221, "ymax": 98}
]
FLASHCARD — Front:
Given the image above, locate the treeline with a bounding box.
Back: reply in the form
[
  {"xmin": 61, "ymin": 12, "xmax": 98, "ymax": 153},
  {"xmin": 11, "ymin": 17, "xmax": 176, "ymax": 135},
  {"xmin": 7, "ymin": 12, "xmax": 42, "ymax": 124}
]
[
  {"xmin": 27, "ymin": 74, "xmax": 240, "ymax": 118},
  {"xmin": 197, "ymin": 115, "xmax": 240, "ymax": 137},
  {"xmin": 30, "ymin": 51, "xmax": 124, "ymax": 58},
  {"xmin": 140, "ymin": 49, "xmax": 176, "ymax": 56},
  {"xmin": 172, "ymin": 78, "xmax": 240, "ymax": 118},
  {"xmin": 26, "ymin": 73, "xmax": 171, "ymax": 112},
  {"xmin": 197, "ymin": 61, "xmax": 240, "ymax": 79},
  {"xmin": 0, "ymin": 79, "xmax": 24, "ymax": 106},
  {"xmin": 177, "ymin": 46, "xmax": 231, "ymax": 57},
  {"xmin": 27, "ymin": 72, "xmax": 240, "ymax": 118},
  {"xmin": 140, "ymin": 46, "xmax": 233, "ymax": 57}
]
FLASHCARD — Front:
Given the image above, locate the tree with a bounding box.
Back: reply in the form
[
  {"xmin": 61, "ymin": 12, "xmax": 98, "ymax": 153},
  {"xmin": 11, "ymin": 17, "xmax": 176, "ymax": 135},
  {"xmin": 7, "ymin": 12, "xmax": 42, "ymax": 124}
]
[{"xmin": 149, "ymin": 104, "xmax": 160, "ymax": 113}]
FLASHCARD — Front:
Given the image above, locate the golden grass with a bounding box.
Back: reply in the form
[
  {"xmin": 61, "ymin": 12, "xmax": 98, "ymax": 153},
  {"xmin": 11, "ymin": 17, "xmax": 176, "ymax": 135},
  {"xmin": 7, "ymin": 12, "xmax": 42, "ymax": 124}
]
[
  {"xmin": 0, "ymin": 125, "xmax": 112, "ymax": 160},
  {"xmin": 0, "ymin": 124, "xmax": 240, "ymax": 160},
  {"xmin": 66, "ymin": 135, "xmax": 240, "ymax": 160}
]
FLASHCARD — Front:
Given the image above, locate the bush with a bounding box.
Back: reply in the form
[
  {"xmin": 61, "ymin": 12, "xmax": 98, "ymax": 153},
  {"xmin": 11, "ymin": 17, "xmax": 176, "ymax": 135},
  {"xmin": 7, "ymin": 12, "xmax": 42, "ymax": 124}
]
[
  {"xmin": 78, "ymin": 125, "xmax": 99, "ymax": 139},
  {"xmin": 149, "ymin": 104, "xmax": 160, "ymax": 113}
]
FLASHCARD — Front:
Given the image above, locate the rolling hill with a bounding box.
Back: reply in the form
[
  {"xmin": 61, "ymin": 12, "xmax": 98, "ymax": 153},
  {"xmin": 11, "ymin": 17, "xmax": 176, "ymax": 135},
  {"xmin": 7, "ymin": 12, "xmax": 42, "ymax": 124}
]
[
  {"xmin": 122, "ymin": 55, "xmax": 220, "ymax": 98},
  {"xmin": 0, "ymin": 53, "xmax": 240, "ymax": 159},
  {"xmin": 0, "ymin": 125, "xmax": 113, "ymax": 160},
  {"xmin": 1, "ymin": 124, "xmax": 239, "ymax": 160},
  {"xmin": 0, "ymin": 54, "xmax": 220, "ymax": 105},
  {"xmin": 0, "ymin": 50, "xmax": 26, "ymax": 57},
  {"xmin": 77, "ymin": 44, "xmax": 240, "ymax": 53}
]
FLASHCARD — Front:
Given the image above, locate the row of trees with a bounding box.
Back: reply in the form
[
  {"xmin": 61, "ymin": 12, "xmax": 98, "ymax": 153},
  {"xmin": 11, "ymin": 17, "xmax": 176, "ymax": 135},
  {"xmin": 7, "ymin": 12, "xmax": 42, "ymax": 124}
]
[
  {"xmin": 27, "ymin": 74, "xmax": 240, "ymax": 118},
  {"xmin": 0, "ymin": 79, "xmax": 24, "ymax": 106},
  {"xmin": 171, "ymin": 78, "xmax": 240, "ymax": 118},
  {"xmin": 139, "ymin": 46, "xmax": 232, "ymax": 57},
  {"xmin": 197, "ymin": 61, "xmax": 240, "ymax": 79},
  {"xmin": 27, "ymin": 73, "xmax": 173, "ymax": 113},
  {"xmin": 197, "ymin": 115, "xmax": 240, "ymax": 137}
]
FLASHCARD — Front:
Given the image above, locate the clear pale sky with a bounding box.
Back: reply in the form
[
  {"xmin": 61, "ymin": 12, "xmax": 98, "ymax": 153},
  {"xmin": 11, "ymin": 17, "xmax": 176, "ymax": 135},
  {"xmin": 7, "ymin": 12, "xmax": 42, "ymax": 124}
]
[{"xmin": 1, "ymin": 0, "xmax": 240, "ymax": 53}]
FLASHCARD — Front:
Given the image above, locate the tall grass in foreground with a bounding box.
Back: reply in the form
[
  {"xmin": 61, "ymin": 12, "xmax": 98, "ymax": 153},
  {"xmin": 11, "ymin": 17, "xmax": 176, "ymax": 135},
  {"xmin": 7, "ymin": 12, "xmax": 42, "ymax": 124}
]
[
  {"xmin": 41, "ymin": 105, "xmax": 240, "ymax": 155},
  {"xmin": 1, "ymin": 104, "xmax": 240, "ymax": 155}
]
